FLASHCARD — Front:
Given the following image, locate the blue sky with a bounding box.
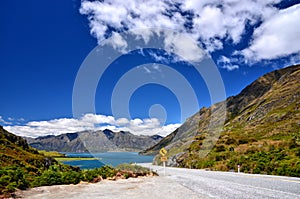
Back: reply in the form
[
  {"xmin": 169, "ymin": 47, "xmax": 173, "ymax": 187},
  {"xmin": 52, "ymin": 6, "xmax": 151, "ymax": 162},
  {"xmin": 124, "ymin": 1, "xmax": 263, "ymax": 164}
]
[{"xmin": 1, "ymin": 0, "xmax": 300, "ymax": 137}]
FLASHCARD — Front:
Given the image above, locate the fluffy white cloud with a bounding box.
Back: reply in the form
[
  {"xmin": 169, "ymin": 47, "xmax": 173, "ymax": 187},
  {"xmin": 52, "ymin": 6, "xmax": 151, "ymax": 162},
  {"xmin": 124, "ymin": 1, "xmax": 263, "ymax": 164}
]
[
  {"xmin": 79, "ymin": 0, "xmax": 300, "ymax": 66},
  {"xmin": 242, "ymin": 4, "xmax": 300, "ymax": 61},
  {"xmin": 80, "ymin": 0, "xmax": 205, "ymax": 62},
  {"xmin": 217, "ymin": 56, "xmax": 239, "ymax": 71},
  {"xmin": 163, "ymin": 32, "xmax": 206, "ymax": 62},
  {"xmin": 4, "ymin": 114, "xmax": 181, "ymax": 138},
  {"xmin": 104, "ymin": 32, "xmax": 128, "ymax": 53}
]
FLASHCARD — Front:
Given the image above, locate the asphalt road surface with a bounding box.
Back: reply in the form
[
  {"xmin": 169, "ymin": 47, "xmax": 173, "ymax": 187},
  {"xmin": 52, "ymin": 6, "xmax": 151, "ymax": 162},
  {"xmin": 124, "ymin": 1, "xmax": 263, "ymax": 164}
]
[{"xmin": 139, "ymin": 163, "xmax": 300, "ymax": 199}]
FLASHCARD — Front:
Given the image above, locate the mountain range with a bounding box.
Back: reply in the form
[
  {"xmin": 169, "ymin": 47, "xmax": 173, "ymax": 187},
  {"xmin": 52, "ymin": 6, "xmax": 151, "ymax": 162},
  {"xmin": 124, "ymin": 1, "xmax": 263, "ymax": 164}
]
[
  {"xmin": 141, "ymin": 64, "xmax": 300, "ymax": 176},
  {"xmin": 25, "ymin": 129, "xmax": 162, "ymax": 152}
]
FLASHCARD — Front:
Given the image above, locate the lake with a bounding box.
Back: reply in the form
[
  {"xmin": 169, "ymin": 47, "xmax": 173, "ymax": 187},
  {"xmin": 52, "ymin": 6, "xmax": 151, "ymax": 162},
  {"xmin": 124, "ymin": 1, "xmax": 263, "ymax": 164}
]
[{"xmin": 61, "ymin": 152, "xmax": 154, "ymax": 169}]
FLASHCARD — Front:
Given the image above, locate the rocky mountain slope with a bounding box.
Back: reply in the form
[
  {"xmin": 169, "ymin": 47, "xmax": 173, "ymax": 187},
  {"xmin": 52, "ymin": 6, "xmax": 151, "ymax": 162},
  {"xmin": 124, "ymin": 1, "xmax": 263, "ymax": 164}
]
[
  {"xmin": 26, "ymin": 129, "xmax": 162, "ymax": 152},
  {"xmin": 141, "ymin": 64, "xmax": 300, "ymax": 177}
]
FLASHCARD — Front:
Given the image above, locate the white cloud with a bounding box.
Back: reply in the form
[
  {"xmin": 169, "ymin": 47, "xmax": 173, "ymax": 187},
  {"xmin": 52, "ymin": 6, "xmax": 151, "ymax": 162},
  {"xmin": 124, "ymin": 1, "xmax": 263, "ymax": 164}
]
[
  {"xmin": 0, "ymin": 116, "xmax": 12, "ymax": 125},
  {"xmin": 8, "ymin": 117, "xmax": 14, "ymax": 121},
  {"xmin": 79, "ymin": 0, "xmax": 206, "ymax": 63},
  {"xmin": 242, "ymin": 4, "xmax": 300, "ymax": 61},
  {"xmin": 0, "ymin": 116, "xmax": 5, "ymax": 124},
  {"xmin": 163, "ymin": 32, "xmax": 206, "ymax": 62},
  {"xmin": 80, "ymin": 0, "xmax": 300, "ymax": 68},
  {"xmin": 217, "ymin": 56, "xmax": 239, "ymax": 71},
  {"xmin": 192, "ymin": 5, "xmax": 225, "ymax": 50},
  {"xmin": 103, "ymin": 32, "xmax": 128, "ymax": 53},
  {"xmin": 148, "ymin": 51, "xmax": 170, "ymax": 64},
  {"xmin": 115, "ymin": 118, "xmax": 129, "ymax": 126},
  {"xmin": 80, "ymin": 0, "xmax": 175, "ymax": 43},
  {"xmin": 81, "ymin": 114, "xmax": 115, "ymax": 124},
  {"xmin": 4, "ymin": 114, "xmax": 181, "ymax": 138}
]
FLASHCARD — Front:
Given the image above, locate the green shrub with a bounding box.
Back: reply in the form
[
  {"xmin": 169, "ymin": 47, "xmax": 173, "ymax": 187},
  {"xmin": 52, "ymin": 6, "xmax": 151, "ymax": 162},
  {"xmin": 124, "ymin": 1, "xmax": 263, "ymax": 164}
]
[
  {"xmin": 253, "ymin": 167, "xmax": 261, "ymax": 174},
  {"xmin": 82, "ymin": 169, "xmax": 99, "ymax": 182},
  {"xmin": 30, "ymin": 164, "xmax": 83, "ymax": 187},
  {"xmin": 123, "ymin": 173, "xmax": 130, "ymax": 179},
  {"xmin": 4, "ymin": 182, "xmax": 17, "ymax": 193},
  {"xmin": 62, "ymin": 171, "xmax": 83, "ymax": 184},
  {"xmin": 31, "ymin": 170, "xmax": 63, "ymax": 187},
  {"xmin": 99, "ymin": 165, "xmax": 117, "ymax": 179},
  {"xmin": 0, "ymin": 166, "xmax": 29, "ymax": 193},
  {"xmin": 82, "ymin": 166, "xmax": 117, "ymax": 182}
]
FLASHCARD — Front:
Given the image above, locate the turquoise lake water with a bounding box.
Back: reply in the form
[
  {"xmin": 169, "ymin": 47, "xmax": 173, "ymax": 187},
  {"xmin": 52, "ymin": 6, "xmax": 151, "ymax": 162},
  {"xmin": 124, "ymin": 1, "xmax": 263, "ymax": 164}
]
[{"xmin": 61, "ymin": 152, "xmax": 154, "ymax": 169}]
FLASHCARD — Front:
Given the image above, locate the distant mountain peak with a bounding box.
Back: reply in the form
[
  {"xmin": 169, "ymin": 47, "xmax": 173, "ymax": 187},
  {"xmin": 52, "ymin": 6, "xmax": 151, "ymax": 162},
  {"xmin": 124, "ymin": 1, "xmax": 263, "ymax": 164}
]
[{"xmin": 26, "ymin": 129, "xmax": 162, "ymax": 152}]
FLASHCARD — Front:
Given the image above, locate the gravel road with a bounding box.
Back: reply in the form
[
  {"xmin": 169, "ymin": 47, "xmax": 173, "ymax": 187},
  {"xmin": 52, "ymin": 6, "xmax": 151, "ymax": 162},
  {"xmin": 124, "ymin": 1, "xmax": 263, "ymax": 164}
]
[
  {"xmin": 139, "ymin": 163, "xmax": 300, "ymax": 199},
  {"xmin": 14, "ymin": 163, "xmax": 300, "ymax": 199}
]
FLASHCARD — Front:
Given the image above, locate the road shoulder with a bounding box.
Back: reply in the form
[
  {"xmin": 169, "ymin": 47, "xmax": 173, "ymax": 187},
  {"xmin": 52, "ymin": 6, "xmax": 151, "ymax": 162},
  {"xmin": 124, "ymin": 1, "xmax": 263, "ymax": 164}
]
[{"xmin": 14, "ymin": 176, "xmax": 206, "ymax": 199}]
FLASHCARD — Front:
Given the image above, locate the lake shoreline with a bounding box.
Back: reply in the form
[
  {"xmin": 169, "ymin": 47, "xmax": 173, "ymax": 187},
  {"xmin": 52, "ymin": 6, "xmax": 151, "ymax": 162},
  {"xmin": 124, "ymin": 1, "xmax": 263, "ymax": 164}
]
[{"xmin": 60, "ymin": 152, "xmax": 154, "ymax": 169}]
